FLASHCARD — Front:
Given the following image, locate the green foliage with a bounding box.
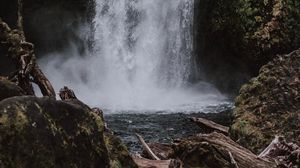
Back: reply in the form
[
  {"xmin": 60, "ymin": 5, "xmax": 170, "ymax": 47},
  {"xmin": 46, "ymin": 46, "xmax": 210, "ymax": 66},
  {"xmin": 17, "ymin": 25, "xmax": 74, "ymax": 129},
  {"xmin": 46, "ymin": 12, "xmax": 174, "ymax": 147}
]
[{"xmin": 207, "ymin": 0, "xmax": 300, "ymax": 63}]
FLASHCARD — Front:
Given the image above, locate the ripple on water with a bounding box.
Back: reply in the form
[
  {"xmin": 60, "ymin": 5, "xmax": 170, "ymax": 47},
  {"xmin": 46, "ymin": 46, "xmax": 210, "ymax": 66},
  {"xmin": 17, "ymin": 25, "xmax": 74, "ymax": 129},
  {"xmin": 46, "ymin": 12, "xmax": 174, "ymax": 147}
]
[{"xmin": 104, "ymin": 102, "xmax": 234, "ymax": 152}]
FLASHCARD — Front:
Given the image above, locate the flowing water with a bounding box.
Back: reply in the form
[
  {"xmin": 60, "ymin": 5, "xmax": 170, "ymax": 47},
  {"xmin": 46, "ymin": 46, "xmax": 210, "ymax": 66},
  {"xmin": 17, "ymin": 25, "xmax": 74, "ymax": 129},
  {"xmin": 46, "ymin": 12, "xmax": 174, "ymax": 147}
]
[{"xmin": 39, "ymin": 0, "xmax": 232, "ymax": 147}]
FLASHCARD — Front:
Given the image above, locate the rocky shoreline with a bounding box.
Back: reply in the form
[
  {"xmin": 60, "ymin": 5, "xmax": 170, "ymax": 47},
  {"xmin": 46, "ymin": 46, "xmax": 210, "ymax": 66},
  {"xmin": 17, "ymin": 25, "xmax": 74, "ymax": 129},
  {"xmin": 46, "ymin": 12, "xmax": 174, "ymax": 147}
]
[
  {"xmin": 1, "ymin": 49, "xmax": 300, "ymax": 167},
  {"xmin": 1, "ymin": 0, "xmax": 300, "ymax": 167}
]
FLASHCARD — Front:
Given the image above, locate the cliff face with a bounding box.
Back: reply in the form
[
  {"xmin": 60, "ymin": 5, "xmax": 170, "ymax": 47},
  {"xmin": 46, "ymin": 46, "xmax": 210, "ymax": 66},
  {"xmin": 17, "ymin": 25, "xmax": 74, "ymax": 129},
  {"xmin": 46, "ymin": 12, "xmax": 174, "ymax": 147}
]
[{"xmin": 194, "ymin": 0, "xmax": 300, "ymax": 93}]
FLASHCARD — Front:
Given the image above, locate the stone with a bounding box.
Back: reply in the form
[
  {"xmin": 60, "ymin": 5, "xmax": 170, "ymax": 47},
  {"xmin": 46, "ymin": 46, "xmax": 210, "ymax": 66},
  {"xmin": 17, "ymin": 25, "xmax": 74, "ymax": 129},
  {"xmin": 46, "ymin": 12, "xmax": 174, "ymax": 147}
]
[{"xmin": 0, "ymin": 96, "xmax": 137, "ymax": 167}]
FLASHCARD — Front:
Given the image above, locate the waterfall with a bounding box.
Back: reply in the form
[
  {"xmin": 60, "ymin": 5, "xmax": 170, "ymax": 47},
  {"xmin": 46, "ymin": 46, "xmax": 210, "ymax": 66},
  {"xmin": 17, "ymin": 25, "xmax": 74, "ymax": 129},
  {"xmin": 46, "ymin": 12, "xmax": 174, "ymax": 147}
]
[
  {"xmin": 40, "ymin": 0, "xmax": 227, "ymax": 113},
  {"xmin": 92, "ymin": 0, "xmax": 194, "ymax": 87}
]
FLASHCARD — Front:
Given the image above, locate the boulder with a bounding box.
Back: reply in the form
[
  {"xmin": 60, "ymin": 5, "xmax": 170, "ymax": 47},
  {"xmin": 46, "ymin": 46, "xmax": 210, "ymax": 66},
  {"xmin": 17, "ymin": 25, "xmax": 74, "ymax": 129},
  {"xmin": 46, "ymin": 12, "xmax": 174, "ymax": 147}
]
[
  {"xmin": 230, "ymin": 48, "xmax": 300, "ymax": 153},
  {"xmin": 0, "ymin": 96, "xmax": 137, "ymax": 167}
]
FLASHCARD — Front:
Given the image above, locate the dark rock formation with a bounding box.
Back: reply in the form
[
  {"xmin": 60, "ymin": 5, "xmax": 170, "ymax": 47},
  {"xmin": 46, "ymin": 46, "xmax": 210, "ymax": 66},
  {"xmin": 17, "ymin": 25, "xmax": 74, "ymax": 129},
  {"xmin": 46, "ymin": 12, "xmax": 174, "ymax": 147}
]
[
  {"xmin": 194, "ymin": 0, "xmax": 300, "ymax": 93},
  {"xmin": 230, "ymin": 48, "xmax": 300, "ymax": 153},
  {"xmin": 0, "ymin": 77, "xmax": 24, "ymax": 101}
]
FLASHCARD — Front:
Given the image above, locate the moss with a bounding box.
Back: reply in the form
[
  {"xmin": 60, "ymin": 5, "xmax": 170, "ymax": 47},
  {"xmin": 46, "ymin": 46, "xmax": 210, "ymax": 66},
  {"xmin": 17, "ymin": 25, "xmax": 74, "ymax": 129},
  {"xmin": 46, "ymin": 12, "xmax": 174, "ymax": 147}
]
[
  {"xmin": 230, "ymin": 49, "xmax": 300, "ymax": 153},
  {"xmin": 195, "ymin": 0, "xmax": 300, "ymax": 93},
  {"xmin": 104, "ymin": 133, "xmax": 138, "ymax": 168},
  {"xmin": 0, "ymin": 78, "xmax": 24, "ymax": 101},
  {"xmin": 0, "ymin": 96, "xmax": 138, "ymax": 167},
  {"xmin": 0, "ymin": 96, "xmax": 111, "ymax": 167}
]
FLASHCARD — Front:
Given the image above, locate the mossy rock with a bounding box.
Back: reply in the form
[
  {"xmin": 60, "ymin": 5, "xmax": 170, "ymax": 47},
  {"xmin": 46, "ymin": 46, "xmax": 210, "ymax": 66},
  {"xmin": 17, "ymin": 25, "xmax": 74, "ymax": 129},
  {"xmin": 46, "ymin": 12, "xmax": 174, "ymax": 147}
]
[
  {"xmin": 0, "ymin": 96, "xmax": 110, "ymax": 167},
  {"xmin": 0, "ymin": 77, "xmax": 24, "ymax": 101},
  {"xmin": 104, "ymin": 133, "xmax": 138, "ymax": 168},
  {"xmin": 230, "ymin": 49, "xmax": 300, "ymax": 153}
]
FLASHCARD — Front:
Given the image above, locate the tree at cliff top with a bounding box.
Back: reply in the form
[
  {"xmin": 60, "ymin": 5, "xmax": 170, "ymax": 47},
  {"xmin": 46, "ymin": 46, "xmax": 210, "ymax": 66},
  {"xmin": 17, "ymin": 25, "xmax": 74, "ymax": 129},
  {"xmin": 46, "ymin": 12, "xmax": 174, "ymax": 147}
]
[{"xmin": 237, "ymin": 0, "xmax": 300, "ymax": 64}]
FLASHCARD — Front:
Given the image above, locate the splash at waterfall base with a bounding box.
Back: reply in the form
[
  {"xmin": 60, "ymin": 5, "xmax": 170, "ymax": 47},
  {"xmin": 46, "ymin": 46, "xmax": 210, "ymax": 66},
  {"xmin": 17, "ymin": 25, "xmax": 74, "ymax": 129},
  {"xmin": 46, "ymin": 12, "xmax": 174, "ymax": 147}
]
[
  {"xmin": 39, "ymin": 0, "xmax": 231, "ymax": 113},
  {"xmin": 0, "ymin": 21, "xmax": 300, "ymax": 168}
]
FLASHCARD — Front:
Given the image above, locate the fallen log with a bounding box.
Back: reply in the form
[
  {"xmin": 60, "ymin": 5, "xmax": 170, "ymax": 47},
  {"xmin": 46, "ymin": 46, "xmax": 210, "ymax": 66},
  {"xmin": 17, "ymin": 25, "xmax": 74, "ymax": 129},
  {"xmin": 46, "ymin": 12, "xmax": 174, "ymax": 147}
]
[
  {"xmin": 190, "ymin": 117, "xmax": 229, "ymax": 135},
  {"xmin": 141, "ymin": 142, "xmax": 175, "ymax": 160},
  {"xmin": 134, "ymin": 134, "xmax": 182, "ymax": 168},
  {"xmin": 132, "ymin": 155, "xmax": 182, "ymax": 168},
  {"xmin": 228, "ymin": 151, "xmax": 239, "ymax": 168},
  {"xmin": 259, "ymin": 136, "xmax": 300, "ymax": 167},
  {"xmin": 135, "ymin": 133, "xmax": 161, "ymax": 160},
  {"xmin": 174, "ymin": 132, "xmax": 276, "ymax": 168}
]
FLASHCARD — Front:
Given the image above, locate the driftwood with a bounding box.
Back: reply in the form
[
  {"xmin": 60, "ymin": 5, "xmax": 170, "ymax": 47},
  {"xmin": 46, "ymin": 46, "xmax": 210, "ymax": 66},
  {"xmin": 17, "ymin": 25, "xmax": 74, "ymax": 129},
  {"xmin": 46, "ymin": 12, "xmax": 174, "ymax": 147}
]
[
  {"xmin": 259, "ymin": 136, "xmax": 300, "ymax": 167},
  {"xmin": 132, "ymin": 117, "xmax": 300, "ymax": 168},
  {"xmin": 176, "ymin": 132, "xmax": 276, "ymax": 168},
  {"xmin": 135, "ymin": 133, "xmax": 161, "ymax": 160},
  {"xmin": 228, "ymin": 151, "xmax": 239, "ymax": 168},
  {"xmin": 134, "ymin": 134, "xmax": 182, "ymax": 168},
  {"xmin": 190, "ymin": 117, "xmax": 229, "ymax": 135},
  {"xmin": 0, "ymin": 1, "xmax": 55, "ymax": 98},
  {"xmin": 132, "ymin": 155, "xmax": 181, "ymax": 168},
  {"xmin": 141, "ymin": 142, "xmax": 175, "ymax": 160}
]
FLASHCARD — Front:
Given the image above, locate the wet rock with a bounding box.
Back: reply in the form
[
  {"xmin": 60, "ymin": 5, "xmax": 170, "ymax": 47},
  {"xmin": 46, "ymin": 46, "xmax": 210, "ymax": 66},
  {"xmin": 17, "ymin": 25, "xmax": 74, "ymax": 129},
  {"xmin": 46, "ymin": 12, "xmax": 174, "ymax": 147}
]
[
  {"xmin": 0, "ymin": 96, "xmax": 137, "ymax": 167},
  {"xmin": 0, "ymin": 77, "xmax": 24, "ymax": 101},
  {"xmin": 104, "ymin": 133, "xmax": 138, "ymax": 168},
  {"xmin": 230, "ymin": 48, "xmax": 300, "ymax": 153}
]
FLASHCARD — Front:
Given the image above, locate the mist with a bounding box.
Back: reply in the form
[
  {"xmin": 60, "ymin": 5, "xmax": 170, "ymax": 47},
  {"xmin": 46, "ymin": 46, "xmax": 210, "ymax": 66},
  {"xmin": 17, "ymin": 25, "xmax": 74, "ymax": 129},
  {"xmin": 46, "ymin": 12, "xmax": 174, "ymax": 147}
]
[{"xmin": 39, "ymin": 0, "xmax": 229, "ymax": 113}]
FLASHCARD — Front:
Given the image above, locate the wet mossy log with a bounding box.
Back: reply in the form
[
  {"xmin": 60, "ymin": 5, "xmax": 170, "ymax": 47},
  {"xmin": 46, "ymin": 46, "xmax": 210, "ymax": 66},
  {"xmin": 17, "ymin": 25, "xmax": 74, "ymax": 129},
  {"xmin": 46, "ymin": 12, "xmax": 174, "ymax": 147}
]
[{"xmin": 190, "ymin": 117, "xmax": 229, "ymax": 135}]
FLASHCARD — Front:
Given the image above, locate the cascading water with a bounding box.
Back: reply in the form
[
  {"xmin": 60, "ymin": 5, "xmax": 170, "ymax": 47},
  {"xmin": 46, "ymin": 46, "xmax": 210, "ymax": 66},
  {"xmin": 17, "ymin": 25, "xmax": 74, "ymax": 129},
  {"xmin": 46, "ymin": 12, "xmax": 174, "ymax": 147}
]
[{"xmin": 40, "ymin": 0, "xmax": 228, "ymax": 113}]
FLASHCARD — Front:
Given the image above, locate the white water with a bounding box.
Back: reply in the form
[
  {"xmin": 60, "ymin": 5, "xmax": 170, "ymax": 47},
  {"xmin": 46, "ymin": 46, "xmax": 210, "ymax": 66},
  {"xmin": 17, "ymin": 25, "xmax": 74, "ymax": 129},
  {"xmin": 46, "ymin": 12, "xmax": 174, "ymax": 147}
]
[{"xmin": 40, "ymin": 0, "xmax": 228, "ymax": 113}]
